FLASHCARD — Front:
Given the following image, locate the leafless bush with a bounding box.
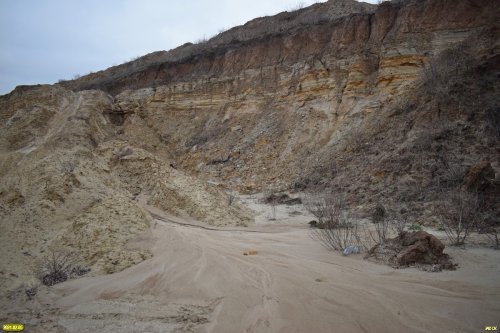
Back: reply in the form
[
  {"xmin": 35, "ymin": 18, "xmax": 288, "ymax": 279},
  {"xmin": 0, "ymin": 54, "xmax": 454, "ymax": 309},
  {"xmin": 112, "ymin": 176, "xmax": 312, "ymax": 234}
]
[
  {"xmin": 483, "ymin": 227, "xmax": 499, "ymax": 250},
  {"xmin": 372, "ymin": 203, "xmax": 386, "ymax": 223},
  {"xmin": 304, "ymin": 192, "xmax": 342, "ymax": 227},
  {"xmin": 304, "ymin": 192, "xmax": 363, "ymax": 251},
  {"xmin": 422, "ymin": 42, "xmax": 475, "ymax": 117},
  {"xmin": 288, "ymin": 1, "xmax": 305, "ymax": 12},
  {"xmin": 423, "ymin": 47, "xmax": 473, "ymax": 96},
  {"xmin": 437, "ymin": 164, "xmax": 466, "ymax": 190},
  {"xmin": 129, "ymin": 55, "xmax": 141, "ymax": 62},
  {"xmin": 310, "ymin": 210, "xmax": 361, "ymax": 251},
  {"xmin": 478, "ymin": 214, "xmax": 500, "ymax": 250},
  {"xmin": 370, "ymin": 203, "xmax": 390, "ymax": 244},
  {"xmin": 217, "ymin": 27, "xmax": 228, "ymax": 35},
  {"xmin": 263, "ymin": 188, "xmax": 279, "ymax": 220},
  {"xmin": 71, "ymin": 265, "xmax": 91, "ymax": 277},
  {"xmin": 36, "ymin": 250, "xmax": 78, "ymax": 286},
  {"xmin": 372, "ymin": 216, "xmax": 390, "ymax": 244},
  {"xmin": 392, "ymin": 214, "xmax": 409, "ymax": 237},
  {"xmin": 24, "ymin": 282, "xmax": 38, "ymax": 300},
  {"xmin": 269, "ymin": 201, "xmax": 277, "ymax": 220},
  {"xmin": 435, "ymin": 190, "xmax": 481, "ymax": 245},
  {"xmin": 343, "ymin": 126, "xmax": 368, "ymax": 153},
  {"xmin": 196, "ymin": 35, "xmax": 209, "ymax": 44}
]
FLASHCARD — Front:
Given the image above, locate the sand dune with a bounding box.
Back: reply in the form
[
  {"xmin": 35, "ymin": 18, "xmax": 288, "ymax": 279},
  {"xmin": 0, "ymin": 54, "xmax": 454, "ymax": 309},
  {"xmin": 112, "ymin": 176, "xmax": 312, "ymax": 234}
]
[{"xmin": 22, "ymin": 212, "xmax": 498, "ymax": 333}]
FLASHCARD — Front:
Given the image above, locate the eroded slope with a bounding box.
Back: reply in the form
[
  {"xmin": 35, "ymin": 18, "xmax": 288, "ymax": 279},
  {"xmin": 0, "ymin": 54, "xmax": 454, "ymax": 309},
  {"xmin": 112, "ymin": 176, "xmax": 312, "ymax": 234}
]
[{"xmin": 0, "ymin": 86, "xmax": 252, "ymax": 293}]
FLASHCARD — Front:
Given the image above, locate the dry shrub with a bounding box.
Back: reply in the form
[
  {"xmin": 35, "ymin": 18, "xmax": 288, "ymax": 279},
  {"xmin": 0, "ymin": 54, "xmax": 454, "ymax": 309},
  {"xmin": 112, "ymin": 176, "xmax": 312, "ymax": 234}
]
[
  {"xmin": 269, "ymin": 201, "xmax": 277, "ymax": 220},
  {"xmin": 481, "ymin": 225, "xmax": 500, "ymax": 249},
  {"xmin": 343, "ymin": 126, "xmax": 368, "ymax": 153},
  {"xmin": 478, "ymin": 213, "xmax": 500, "ymax": 250},
  {"xmin": 370, "ymin": 203, "xmax": 390, "ymax": 244},
  {"xmin": 311, "ymin": 212, "xmax": 361, "ymax": 252},
  {"xmin": 391, "ymin": 212, "xmax": 409, "ymax": 237},
  {"xmin": 24, "ymin": 282, "xmax": 38, "ymax": 300},
  {"xmin": 36, "ymin": 250, "xmax": 79, "ymax": 286},
  {"xmin": 437, "ymin": 164, "xmax": 466, "ymax": 190},
  {"xmin": 423, "ymin": 44, "xmax": 474, "ymax": 103},
  {"xmin": 304, "ymin": 192, "xmax": 341, "ymax": 227},
  {"xmin": 263, "ymin": 188, "xmax": 280, "ymax": 220},
  {"xmin": 435, "ymin": 190, "xmax": 481, "ymax": 245},
  {"xmin": 304, "ymin": 192, "xmax": 362, "ymax": 251}
]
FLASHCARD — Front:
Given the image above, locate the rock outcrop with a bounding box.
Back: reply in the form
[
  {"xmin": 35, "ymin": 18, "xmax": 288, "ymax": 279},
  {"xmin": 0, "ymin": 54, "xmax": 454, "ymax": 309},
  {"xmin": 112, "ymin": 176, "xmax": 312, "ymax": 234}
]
[{"xmin": 44, "ymin": 0, "xmax": 499, "ymax": 200}]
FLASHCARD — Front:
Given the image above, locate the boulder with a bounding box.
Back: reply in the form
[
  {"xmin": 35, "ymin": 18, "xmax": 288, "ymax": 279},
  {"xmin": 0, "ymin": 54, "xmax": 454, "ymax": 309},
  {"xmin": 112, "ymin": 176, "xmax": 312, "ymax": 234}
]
[
  {"xmin": 397, "ymin": 231, "xmax": 445, "ymax": 266},
  {"xmin": 365, "ymin": 231, "xmax": 455, "ymax": 271}
]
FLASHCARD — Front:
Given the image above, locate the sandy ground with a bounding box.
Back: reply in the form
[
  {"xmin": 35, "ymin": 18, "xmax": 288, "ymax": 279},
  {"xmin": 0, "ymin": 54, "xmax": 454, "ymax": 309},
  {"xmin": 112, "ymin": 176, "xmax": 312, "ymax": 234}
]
[
  {"xmin": 237, "ymin": 194, "xmax": 312, "ymax": 226},
  {"xmin": 3, "ymin": 203, "xmax": 499, "ymax": 333}
]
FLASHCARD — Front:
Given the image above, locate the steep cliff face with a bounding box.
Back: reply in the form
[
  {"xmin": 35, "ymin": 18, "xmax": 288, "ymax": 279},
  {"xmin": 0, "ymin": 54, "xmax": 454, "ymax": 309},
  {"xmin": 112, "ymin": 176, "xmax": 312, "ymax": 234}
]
[
  {"xmin": 0, "ymin": 0, "xmax": 499, "ymax": 290},
  {"xmin": 59, "ymin": 0, "xmax": 495, "ymax": 96},
  {"xmin": 57, "ymin": 0, "xmax": 375, "ymax": 94},
  {"xmin": 61, "ymin": 0, "xmax": 497, "ymax": 195}
]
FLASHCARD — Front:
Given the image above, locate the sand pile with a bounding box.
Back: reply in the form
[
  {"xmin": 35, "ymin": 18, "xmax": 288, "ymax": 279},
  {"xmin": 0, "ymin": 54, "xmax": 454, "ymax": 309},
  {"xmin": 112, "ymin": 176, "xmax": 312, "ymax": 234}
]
[{"xmin": 0, "ymin": 85, "xmax": 252, "ymax": 294}]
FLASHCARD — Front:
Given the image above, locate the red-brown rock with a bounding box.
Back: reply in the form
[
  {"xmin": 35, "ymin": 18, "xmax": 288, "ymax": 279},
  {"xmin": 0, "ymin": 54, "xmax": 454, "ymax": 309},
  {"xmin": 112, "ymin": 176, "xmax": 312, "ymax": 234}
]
[
  {"xmin": 461, "ymin": 161, "xmax": 495, "ymax": 192},
  {"xmin": 365, "ymin": 231, "xmax": 454, "ymax": 270}
]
